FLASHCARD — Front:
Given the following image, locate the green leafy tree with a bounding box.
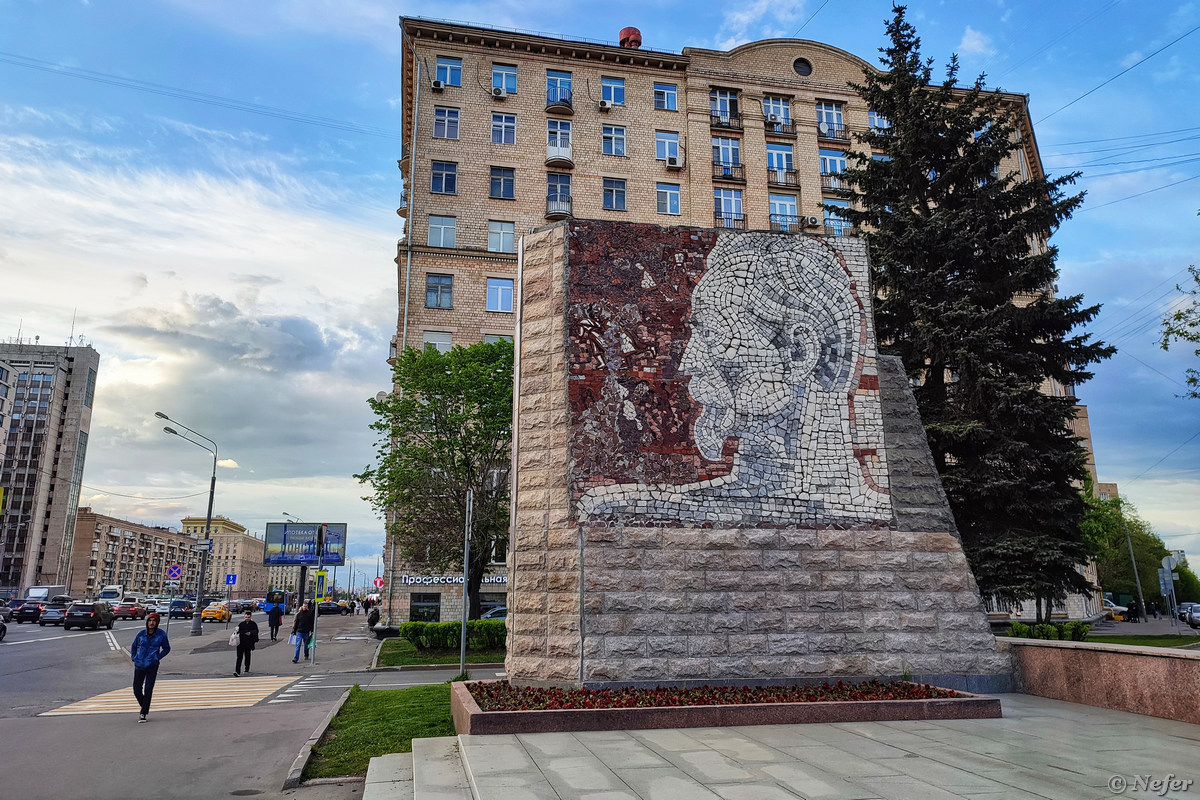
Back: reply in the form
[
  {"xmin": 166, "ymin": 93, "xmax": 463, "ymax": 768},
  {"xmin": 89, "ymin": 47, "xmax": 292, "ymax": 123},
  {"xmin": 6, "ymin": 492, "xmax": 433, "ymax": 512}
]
[
  {"xmin": 1160, "ymin": 258, "xmax": 1200, "ymax": 399},
  {"xmin": 357, "ymin": 340, "xmax": 513, "ymax": 620},
  {"xmin": 838, "ymin": 6, "xmax": 1114, "ymax": 623},
  {"xmin": 1085, "ymin": 494, "xmax": 1199, "ymax": 607}
]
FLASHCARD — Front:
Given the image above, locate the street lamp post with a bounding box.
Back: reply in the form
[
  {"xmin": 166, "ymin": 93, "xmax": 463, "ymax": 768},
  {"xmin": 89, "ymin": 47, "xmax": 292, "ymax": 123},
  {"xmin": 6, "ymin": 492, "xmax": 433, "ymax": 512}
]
[{"xmin": 157, "ymin": 411, "xmax": 217, "ymax": 637}]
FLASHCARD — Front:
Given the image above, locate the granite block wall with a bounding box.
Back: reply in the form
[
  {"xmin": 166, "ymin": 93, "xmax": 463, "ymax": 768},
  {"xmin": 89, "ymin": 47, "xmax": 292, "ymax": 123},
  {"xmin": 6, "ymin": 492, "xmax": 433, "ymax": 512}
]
[{"xmin": 507, "ymin": 220, "xmax": 1009, "ymax": 689}]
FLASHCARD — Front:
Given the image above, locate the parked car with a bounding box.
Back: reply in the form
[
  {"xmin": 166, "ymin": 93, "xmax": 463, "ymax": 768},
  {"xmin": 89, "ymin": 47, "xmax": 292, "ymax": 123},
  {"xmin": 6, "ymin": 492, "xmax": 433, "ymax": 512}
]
[
  {"xmin": 63, "ymin": 601, "xmax": 115, "ymax": 630},
  {"xmin": 13, "ymin": 600, "xmax": 46, "ymax": 624},
  {"xmin": 1177, "ymin": 602, "xmax": 1197, "ymax": 622},
  {"xmin": 5, "ymin": 598, "xmax": 24, "ymax": 620},
  {"xmin": 201, "ymin": 602, "xmax": 232, "ymax": 623},
  {"xmin": 1101, "ymin": 598, "xmax": 1128, "ymax": 619},
  {"xmin": 1187, "ymin": 605, "xmax": 1200, "ymax": 629},
  {"xmin": 112, "ymin": 599, "xmax": 148, "ymax": 620},
  {"xmin": 0, "ymin": 618, "xmax": 6, "ymax": 641},
  {"xmin": 169, "ymin": 599, "xmax": 195, "ymax": 620},
  {"xmin": 38, "ymin": 601, "xmax": 72, "ymax": 626},
  {"xmin": 480, "ymin": 606, "xmax": 507, "ymax": 620},
  {"xmin": 0, "ymin": 603, "xmax": 12, "ymax": 622},
  {"xmin": 317, "ymin": 601, "xmax": 348, "ymax": 616}
]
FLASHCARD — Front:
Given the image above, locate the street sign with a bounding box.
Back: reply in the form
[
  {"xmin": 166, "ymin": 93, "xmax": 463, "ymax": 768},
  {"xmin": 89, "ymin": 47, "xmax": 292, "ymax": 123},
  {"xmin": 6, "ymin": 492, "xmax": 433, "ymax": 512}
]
[
  {"xmin": 166, "ymin": 563, "xmax": 183, "ymax": 580},
  {"xmin": 373, "ymin": 576, "xmax": 384, "ymax": 588},
  {"xmin": 226, "ymin": 574, "xmax": 237, "ymax": 586},
  {"xmin": 1163, "ymin": 555, "xmax": 1177, "ymax": 570}
]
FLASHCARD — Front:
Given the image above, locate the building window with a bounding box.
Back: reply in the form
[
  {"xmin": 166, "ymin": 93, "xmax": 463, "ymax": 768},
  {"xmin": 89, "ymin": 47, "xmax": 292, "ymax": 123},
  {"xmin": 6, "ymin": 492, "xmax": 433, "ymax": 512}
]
[
  {"xmin": 823, "ymin": 198, "xmax": 851, "ymax": 235},
  {"xmin": 767, "ymin": 143, "xmax": 793, "ymax": 172},
  {"xmin": 422, "ymin": 331, "xmax": 452, "ymax": 353},
  {"xmin": 868, "ymin": 110, "xmax": 891, "ymax": 132},
  {"xmin": 410, "ymin": 592, "xmax": 441, "ymax": 622},
  {"xmin": 654, "ymin": 83, "xmax": 677, "ymax": 110},
  {"xmin": 489, "ymin": 167, "xmax": 515, "ymax": 199},
  {"xmin": 492, "ymin": 63, "xmax": 517, "ymax": 94},
  {"xmin": 712, "ymin": 136, "xmax": 740, "ymax": 167},
  {"xmin": 546, "ymin": 69, "xmax": 572, "ymax": 105},
  {"xmin": 714, "ymin": 188, "xmax": 743, "ymax": 225},
  {"xmin": 710, "ymin": 89, "xmax": 739, "ymax": 120},
  {"xmin": 486, "ymin": 277, "xmax": 515, "ymax": 311},
  {"xmin": 427, "ymin": 215, "xmax": 456, "ymax": 248},
  {"xmin": 491, "ymin": 113, "xmax": 516, "ymax": 145},
  {"xmin": 431, "ymin": 161, "xmax": 457, "ymax": 194},
  {"xmin": 656, "ymin": 183, "xmax": 680, "ymax": 215},
  {"xmin": 425, "ymin": 274, "xmax": 453, "ymax": 309},
  {"xmin": 433, "ymin": 107, "xmax": 459, "ymax": 139},
  {"xmin": 547, "ymin": 119, "xmax": 571, "ymax": 147},
  {"xmin": 816, "ymin": 100, "xmax": 845, "ymax": 135},
  {"xmin": 547, "ymin": 172, "xmax": 571, "ymax": 201},
  {"xmin": 769, "ymin": 193, "xmax": 798, "ymax": 230},
  {"xmin": 820, "ymin": 148, "xmax": 847, "ymax": 175},
  {"xmin": 601, "ymin": 76, "xmax": 625, "ymax": 105},
  {"xmin": 436, "ymin": 57, "xmax": 462, "ymax": 87},
  {"xmin": 487, "ymin": 222, "xmax": 515, "ymax": 254},
  {"xmin": 603, "ymin": 178, "xmax": 626, "ymax": 211},
  {"xmin": 602, "ymin": 125, "xmax": 626, "ymax": 156},
  {"xmin": 483, "ymin": 334, "xmax": 514, "ymax": 344},
  {"xmin": 655, "ymin": 131, "xmax": 679, "ymax": 161},
  {"xmin": 762, "ymin": 96, "xmax": 791, "ymax": 124}
]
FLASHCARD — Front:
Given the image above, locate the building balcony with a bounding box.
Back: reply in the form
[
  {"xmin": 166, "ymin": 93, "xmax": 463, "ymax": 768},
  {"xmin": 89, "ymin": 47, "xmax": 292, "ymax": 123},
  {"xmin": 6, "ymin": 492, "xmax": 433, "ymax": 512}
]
[
  {"xmin": 397, "ymin": 189, "xmax": 409, "ymax": 218},
  {"xmin": 710, "ymin": 113, "xmax": 743, "ymax": 131},
  {"xmin": 817, "ymin": 122, "xmax": 850, "ymax": 142},
  {"xmin": 769, "ymin": 214, "xmax": 804, "ymax": 233},
  {"xmin": 545, "ymin": 144, "xmax": 574, "ymax": 169},
  {"xmin": 546, "ymin": 87, "xmax": 574, "ymax": 114},
  {"xmin": 764, "ymin": 120, "xmax": 796, "ymax": 137},
  {"xmin": 767, "ymin": 168, "xmax": 799, "ymax": 187},
  {"xmin": 545, "ymin": 195, "xmax": 573, "ymax": 220},
  {"xmin": 821, "ymin": 173, "xmax": 848, "ymax": 191},
  {"xmin": 712, "ymin": 162, "xmax": 745, "ymax": 182},
  {"xmin": 714, "ymin": 214, "xmax": 747, "ymax": 230},
  {"xmin": 823, "ymin": 221, "xmax": 858, "ymax": 237}
]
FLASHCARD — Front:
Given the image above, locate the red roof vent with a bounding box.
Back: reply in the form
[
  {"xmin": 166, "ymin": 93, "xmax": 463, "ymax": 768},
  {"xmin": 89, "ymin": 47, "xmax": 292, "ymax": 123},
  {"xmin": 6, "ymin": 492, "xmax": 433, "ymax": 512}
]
[{"xmin": 619, "ymin": 27, "xmax": 642, "ymax": 49}]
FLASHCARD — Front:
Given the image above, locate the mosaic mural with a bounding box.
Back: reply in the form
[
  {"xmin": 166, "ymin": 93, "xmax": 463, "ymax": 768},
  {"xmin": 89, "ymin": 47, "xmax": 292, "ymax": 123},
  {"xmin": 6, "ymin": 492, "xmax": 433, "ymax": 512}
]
[{"xmin": 568, "ymin": 225, "xmax": 891, "ymax": 526}]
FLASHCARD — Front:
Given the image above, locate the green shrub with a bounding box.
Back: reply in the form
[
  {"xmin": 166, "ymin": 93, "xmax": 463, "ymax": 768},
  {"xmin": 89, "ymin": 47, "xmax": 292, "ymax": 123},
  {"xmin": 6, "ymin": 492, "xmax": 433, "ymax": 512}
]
[
  {"xmin": 1033, "ymin": 623, "xmax": 1060, "ymax": 640},
  {"xmin": 468, "ymin": 619, "xmax": 506, "ymax": 650},
  {"xmin": 1061, "ymin": 621, "xmax": 1091, "ymax": 641},
  {"xmin": 397, "ymin": 621, "xmax": 428, "ymax": 651},
  {"xmin": 394, "ymin": 618, "xmax": 505, "ymax": 652},
  {"xmin": 1008, "ymin": 621, "xmax": 1032, "ymax": 638}
]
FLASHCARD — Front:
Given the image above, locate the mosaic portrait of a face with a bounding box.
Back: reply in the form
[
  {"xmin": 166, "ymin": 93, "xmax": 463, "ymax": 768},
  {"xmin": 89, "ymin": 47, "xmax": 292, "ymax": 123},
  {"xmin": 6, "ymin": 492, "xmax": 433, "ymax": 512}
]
[{"xmin": 567, "ymin": 223, "xmax": 891, "ymax": 527}]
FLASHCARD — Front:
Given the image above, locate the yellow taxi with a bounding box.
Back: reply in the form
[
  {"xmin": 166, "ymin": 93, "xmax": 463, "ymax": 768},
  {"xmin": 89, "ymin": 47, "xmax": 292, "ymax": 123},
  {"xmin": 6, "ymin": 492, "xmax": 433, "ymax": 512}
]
[{"xmin": 200, "ymin": 601, "xmax": 232, "ymax": 623}]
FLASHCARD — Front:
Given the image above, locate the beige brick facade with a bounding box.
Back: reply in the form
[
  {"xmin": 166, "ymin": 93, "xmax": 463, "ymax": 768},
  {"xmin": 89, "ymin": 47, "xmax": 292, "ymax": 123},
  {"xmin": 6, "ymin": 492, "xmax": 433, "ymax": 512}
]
[{"xmin": 70, "ymin": 508, "xmax": 203, "ymax": 599}]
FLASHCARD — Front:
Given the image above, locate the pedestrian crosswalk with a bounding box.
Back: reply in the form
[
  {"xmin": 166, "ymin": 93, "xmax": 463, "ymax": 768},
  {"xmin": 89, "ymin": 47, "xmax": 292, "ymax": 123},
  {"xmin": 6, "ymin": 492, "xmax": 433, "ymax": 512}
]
[{"xmin": 40, "ymin": 676, "xmax": 297, "ymax": 716}]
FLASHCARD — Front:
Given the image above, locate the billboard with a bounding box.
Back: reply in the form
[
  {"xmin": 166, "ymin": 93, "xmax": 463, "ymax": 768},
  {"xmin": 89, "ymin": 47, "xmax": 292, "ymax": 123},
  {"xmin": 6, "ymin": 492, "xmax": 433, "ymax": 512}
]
[{"xmin": 263, "ymin": 522, "xmax": 347, "ymax": 566}]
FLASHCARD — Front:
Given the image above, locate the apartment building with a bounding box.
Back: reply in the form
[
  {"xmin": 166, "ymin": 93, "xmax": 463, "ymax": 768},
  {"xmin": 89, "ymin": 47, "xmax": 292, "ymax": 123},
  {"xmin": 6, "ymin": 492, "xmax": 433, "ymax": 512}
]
[
  {"xmin": 394, "ymin": 17, "xmax": 1043, "ymax": 357},
  {"xmin": 0, "ymin": 340, "xmax": 99, "ymax": 596},
  {"xmin": 181, "ymin": 514, "xmax": 268, "ymax": 597},
  {"xmin": 68, "ymin": 508, "xmax": 203, "ymax": 599}
]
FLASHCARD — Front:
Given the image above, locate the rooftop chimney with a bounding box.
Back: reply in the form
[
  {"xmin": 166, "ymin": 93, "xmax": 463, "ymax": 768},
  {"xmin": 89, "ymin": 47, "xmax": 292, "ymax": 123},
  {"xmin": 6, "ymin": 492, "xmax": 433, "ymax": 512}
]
[{"xmin": 619, "ymin": 27, "xmax": 642, "ymax": 49}]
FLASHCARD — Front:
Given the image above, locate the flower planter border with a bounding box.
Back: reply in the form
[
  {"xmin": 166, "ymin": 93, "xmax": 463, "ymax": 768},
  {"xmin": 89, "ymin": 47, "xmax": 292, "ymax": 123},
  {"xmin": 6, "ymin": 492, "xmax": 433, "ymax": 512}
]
[{"xmin": 451, "ymin": 680, "xmax": 1001, "ymax": 735}]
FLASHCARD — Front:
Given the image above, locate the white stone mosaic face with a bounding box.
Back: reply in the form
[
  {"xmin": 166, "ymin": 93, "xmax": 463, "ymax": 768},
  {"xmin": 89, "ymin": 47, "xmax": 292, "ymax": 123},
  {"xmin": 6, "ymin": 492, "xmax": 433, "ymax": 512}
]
[{"xmin": 578, "ymin": 232, "xmax": 891, "ymax": 526}]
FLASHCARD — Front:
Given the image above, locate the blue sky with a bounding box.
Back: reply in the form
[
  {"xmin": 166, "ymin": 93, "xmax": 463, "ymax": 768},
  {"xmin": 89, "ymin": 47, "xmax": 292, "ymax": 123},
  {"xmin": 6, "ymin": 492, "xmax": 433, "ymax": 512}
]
[{"xmin": 1, "ymin": 1, "xmax": 1197, "ymax": 579}]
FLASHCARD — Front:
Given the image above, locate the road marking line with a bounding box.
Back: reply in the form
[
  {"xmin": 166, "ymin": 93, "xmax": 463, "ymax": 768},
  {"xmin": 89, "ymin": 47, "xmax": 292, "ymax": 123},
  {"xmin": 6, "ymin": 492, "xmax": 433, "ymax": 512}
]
[
  {"xmin": 105, "ymin": 630, "xmax": 120, "ymax": 651},
  {"xmin": 39, "ymin": 676, "xmax": 298, "ymax": 716}
]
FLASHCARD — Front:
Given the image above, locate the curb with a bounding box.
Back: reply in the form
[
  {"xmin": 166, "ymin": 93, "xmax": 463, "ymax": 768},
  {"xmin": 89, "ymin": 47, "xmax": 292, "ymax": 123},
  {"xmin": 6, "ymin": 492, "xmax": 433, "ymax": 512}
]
[
  {"xmin": 373, "ymin": 661, "xmax": 505, "ymax": 673},
  {"xmin": 282, "ymin": 687, "xmax": 351, "ymax": 790}
]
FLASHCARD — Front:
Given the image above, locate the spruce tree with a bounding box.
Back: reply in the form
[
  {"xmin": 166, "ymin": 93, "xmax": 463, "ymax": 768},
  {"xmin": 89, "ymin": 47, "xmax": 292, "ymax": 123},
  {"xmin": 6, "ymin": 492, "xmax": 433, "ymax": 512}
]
[{"xmin": 838, "ymin": 6, "xmax": 1115, "ymax": 622}]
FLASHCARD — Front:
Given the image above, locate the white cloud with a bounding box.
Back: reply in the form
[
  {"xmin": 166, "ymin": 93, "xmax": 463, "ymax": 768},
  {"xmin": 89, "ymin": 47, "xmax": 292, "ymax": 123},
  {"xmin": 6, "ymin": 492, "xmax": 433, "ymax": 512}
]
[
  {"xmin": 716, "ymin": 0, "xmax": 805, "ymax": 50},
  {"xmin": 957, "ymin": 26, "xmax": 995, "ymax": 58}
]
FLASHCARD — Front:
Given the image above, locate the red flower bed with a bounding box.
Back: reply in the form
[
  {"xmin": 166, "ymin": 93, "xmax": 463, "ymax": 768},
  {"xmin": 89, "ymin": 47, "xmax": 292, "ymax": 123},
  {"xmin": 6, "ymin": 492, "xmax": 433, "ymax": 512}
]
[{"xmin": 468, "ymin": 679, "xmax": 962, "ymax": 712}]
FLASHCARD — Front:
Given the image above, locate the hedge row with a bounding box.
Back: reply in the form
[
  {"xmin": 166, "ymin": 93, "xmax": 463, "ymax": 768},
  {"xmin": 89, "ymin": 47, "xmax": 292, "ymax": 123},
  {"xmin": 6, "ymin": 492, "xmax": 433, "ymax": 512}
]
[
  {"xmin": 397, "ymin": 620, "xmax": 506, "ymax": 651},
  {"xmin": 1007, "ymin": 620, "xmax": 1090, "ymax": 641}
]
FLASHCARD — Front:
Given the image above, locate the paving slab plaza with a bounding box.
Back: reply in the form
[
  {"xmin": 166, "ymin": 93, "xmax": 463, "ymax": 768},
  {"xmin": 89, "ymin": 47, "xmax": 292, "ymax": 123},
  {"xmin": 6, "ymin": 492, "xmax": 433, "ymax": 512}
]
[{"xmin": 374, "ymin": 692, "xmax": 1200, "ymax": 800}]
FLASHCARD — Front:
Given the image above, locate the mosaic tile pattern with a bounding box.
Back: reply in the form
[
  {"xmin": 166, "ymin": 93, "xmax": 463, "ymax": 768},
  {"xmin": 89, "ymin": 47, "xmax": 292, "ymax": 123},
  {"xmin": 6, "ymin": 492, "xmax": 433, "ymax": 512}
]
[{"xmin": 568, "ymin": 226, "xmax": 891, "ymax": 526}]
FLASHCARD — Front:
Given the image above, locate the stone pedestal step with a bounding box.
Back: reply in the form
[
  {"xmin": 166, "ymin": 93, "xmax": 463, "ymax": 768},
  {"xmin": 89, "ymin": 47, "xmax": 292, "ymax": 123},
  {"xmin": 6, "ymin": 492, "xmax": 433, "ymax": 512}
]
[
  {"xmin": 413, "ymin": 736, "xmax": 473, "ymax": 800},
  {"xmin": 364, "ymin": 752, "xmax": 414, "ymax": 800}
]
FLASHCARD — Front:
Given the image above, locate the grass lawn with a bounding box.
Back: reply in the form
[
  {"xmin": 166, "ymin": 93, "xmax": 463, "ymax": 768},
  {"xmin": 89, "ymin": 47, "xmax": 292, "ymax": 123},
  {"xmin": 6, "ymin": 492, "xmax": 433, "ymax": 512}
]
[
  {"xmin": 377, "ymin": 636, "xmax": 506, "ymax": 667},
  {"xmin": 1084, "ymin": 634, "xmax": 1200, "ymax": 648},
  {"xmin": 303, "ymin": 684, "xmax": 455, "ymax": 779}
]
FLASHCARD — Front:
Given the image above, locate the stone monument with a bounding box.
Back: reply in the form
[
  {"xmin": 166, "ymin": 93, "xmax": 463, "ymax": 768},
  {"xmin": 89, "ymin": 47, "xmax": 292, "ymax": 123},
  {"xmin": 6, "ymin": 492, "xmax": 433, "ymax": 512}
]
[{"xmin": 506, "ymin": 220, "xmax": 1011, "ymax": 692}]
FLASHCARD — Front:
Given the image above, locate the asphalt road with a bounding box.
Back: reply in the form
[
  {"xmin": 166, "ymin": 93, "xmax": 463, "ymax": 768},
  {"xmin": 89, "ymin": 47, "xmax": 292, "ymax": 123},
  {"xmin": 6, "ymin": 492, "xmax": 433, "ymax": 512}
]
[{"xmin": 0, "ymin": 608, "xmax": 502, "ymax": 800}]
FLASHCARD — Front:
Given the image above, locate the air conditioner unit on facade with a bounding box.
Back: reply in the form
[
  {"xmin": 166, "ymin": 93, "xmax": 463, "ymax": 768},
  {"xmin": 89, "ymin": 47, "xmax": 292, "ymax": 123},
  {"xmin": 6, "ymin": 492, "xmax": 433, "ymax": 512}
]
[
  {"xmin": 598, "ymin": 99, "xmax": 614, "ymax": 111},
  {"xmin": 431, "ymin": 79, "xmax": 446, "ymax": 91},
  {"xmin": 491, "ymin": 87, "xmax": 507, "ymax": 99},
  {"xmin": 666, "ymin": 155, "xmax": 683, "ymax": 169},
  {"xmin": 767, "ymin": 113, "xmax": 782, "ymax": 124},
  {"xmin": 806, "ymin": 216, "xmax": 821, "ymax": 227}
]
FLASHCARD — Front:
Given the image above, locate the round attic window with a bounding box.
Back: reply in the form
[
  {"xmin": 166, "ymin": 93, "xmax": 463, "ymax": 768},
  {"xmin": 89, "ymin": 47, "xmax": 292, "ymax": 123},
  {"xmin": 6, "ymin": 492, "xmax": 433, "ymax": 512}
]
[{"xmin": 793, "ymin": 57, "xmax": 813, "ymax": 77}]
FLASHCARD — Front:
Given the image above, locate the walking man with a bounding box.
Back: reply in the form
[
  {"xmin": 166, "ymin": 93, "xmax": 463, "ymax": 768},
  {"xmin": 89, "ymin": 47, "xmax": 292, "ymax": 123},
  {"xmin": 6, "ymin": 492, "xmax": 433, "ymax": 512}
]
[
  {"xmin": 130, "ymin": 612, "xmax": 171, "ymax": 723},
  {"xmin": 266, "ymin": 604, "xmax": 284, "ymax": 641},
  {"xmin": 234, "ymin": 612, "xmax": 260, "ymax": 676},
  {"xmin": 292, "ymin": 601, "xmax": 314, "ymax": 663}
]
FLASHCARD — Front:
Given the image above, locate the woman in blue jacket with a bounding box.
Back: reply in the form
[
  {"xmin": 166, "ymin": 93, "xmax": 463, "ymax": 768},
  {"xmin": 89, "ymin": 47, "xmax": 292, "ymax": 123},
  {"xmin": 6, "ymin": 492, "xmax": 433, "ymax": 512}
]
[{"xmin": 129, "ymin": 611, "xmax": 171, "ymax": 722}]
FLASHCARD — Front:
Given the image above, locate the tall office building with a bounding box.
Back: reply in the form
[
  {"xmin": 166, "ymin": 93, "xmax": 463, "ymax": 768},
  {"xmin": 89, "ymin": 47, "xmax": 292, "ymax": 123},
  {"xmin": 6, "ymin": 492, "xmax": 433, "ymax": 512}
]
[{"xmin": 0, "ymin": 340, "xmax": 99, "ymax": 595}]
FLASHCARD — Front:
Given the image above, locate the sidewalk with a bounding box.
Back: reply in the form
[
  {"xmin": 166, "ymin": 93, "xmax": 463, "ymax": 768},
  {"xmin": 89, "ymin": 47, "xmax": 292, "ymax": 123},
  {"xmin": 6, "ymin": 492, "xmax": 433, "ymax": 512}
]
[{"xmin": 1088, "ymin": 612, "xmax": 1200, "ymax": 639}]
